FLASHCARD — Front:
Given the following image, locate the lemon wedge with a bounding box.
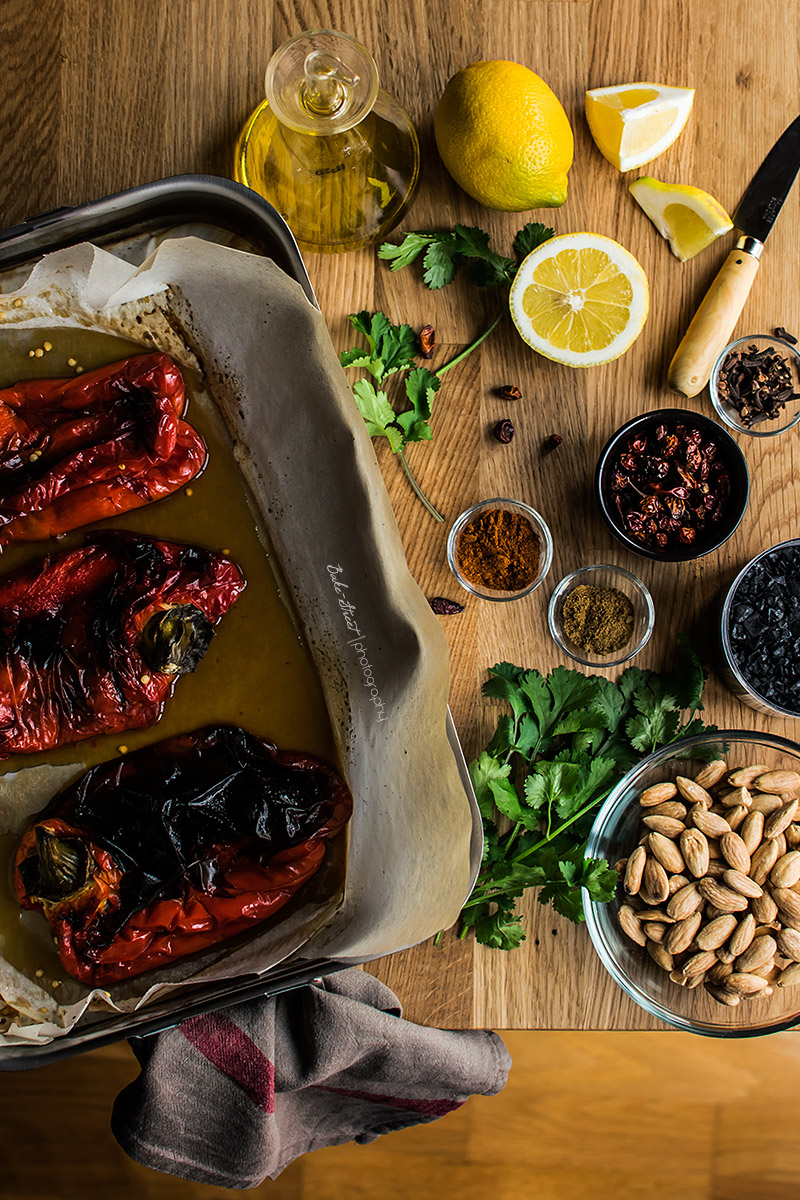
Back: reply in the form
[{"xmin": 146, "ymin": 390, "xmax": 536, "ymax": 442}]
[
  {"xmin": 629, "ymin": 176, "xmax": 733, "ymax": 261},
  {"xmin": 509, "ymin": 232, "xmax": 649, "ymax": 368},
  {"xmin": 585, "ymin": 83, "xmax": 694, "ymax": 171}
]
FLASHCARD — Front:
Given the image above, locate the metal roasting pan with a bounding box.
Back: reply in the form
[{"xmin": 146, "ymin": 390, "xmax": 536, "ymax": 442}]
[{"xmin": 0, "ymin": 176, "xmax": 480, "ymax": 1068}]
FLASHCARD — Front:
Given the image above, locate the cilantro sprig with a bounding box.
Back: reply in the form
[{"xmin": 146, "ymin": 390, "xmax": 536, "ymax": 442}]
[
  {"xmin": 460, "ymin": 638, "xmax": 721, "ymax": 950},
  {"xmin": 342, "ymin": 223, "xmax": 555, "ymax": 518}
]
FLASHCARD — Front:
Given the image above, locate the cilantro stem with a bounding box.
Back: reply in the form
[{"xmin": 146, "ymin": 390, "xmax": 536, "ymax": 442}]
[
  {"xmin": 435, "ymin": 313, "xmax": 504, "ymax": 378},
  {"xmin": 398, "ymin": 448, "xmax": 444, "ymax": 522},
  {"xmin": 511, "ymin": 792, "xmax": 612, "ymax": 863}
]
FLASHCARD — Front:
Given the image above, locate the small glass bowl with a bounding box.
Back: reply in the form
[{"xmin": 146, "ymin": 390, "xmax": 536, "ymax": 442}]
[
  {"xmin": 547, "ymin": 564, "xmax": 655, "ymax": 668},
  {"xmin": 709, "ymin": 334, "xmax": 800, "ymax": 437},
  {"xmin": 446, "ymin": 497, "xmax": 553, "ymax": 602},
  {"xmin": 584, "ymin": 730, "xmax": 800, "ymax": 1037}
]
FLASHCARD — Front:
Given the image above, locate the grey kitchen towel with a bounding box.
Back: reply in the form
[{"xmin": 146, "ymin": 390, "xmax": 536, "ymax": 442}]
[{"xmin": 111, "ymin": 967, "xmax": 511, "ymax": 1188}]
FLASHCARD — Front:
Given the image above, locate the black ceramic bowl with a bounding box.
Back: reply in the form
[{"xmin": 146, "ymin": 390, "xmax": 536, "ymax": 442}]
[{"xmin": 595, "ymin": 409, "xmax": 750, "ymax": 562}]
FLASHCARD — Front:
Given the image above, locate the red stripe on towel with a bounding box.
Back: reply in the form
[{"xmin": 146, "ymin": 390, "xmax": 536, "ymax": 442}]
[
  {"xmin": 181, "ymin": 1012, "xmax": 275, "ymax": 1113},
  {"xmin": 317, "ymin": 1084, "xmax": 464, "ymax": 1117}
]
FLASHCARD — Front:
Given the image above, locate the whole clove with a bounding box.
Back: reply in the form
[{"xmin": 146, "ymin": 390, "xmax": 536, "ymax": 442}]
[
  {"xmin": 775, "ymin": 327, "xmax": 798, "ymax": 346},
  {"xmin": 428, "ymin": 596, "xmax": 465, "ymax": 615},
  {"xmin": 493, "ymin": 419, "xmax": 515, "ymax": 444},
  {"xmin": 716, "ymin": 342, "xmax": 800, "ymax": 427}
]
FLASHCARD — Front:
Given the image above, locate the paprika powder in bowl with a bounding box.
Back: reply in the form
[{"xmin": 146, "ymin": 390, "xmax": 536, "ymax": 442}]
[
  {"xmin": 446, "ymin": 497, "xmax": 553, "ymax": 601},
  {"xmin": 595, "ymin": 409, "xmax": 749, "ymax": 562}
]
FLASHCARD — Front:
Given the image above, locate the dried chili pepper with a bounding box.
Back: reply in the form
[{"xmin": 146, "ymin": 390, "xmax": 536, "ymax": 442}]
[
  {"xmin": 428, "ymin": 596, "xmax": 464, "ymax": 614},
  {"xmin": 0, "ymin": 353, "xmax": 206, "ymax": 545},
  {"xmin": 544, "ymin": 434, "xmax": 563, "ymax": 452},
  {"xmin": 495, "ymin": 384, "xmax": 522, "ymax": 402},
  {"xmin": 493, "ymin": 419, "xmax": 515, "ymax": 444},
  {"xmin": 418, "ymin": 325, "xmax": 436, "ymax": 358},
  {"xmin": 608, "ymin": 421, "xmax": 731, "ymax": 552},
  {"xmin": 0, "ymin": 531, "xmax": 244, "ymax": 758},
  {"xmin": 14, "ymin": 724, "xmax": 353, "ymax": 985}
]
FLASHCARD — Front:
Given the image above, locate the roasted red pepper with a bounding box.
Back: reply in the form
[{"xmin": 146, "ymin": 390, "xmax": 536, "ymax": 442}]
[
  {"xmin": 0, "ymin": 353, "xmax": 206, "ymax": 544},
  {"xmin": 0, "ymin": 531, "xmax": 244, "ymax": 758},
  {"xmin": 14, "ymin": 725, "xmax": 353, "ymax": 985}
]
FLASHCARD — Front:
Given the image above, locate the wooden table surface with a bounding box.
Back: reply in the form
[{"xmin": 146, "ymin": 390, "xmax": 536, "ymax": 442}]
[{"xmin": 1, "ymin": 0, "xmax": 799, "ymax": 1049}]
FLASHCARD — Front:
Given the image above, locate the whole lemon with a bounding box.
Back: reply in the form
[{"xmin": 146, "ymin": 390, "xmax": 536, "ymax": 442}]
[{"xmin": 434, "ymin": 61, "xmax": 574, "ymax": 211}]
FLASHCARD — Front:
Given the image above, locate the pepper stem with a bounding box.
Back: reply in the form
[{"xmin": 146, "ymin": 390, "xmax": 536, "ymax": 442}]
[{"xmin": 398, "ymin": 449, "xmax": 444, "ymax": 522}]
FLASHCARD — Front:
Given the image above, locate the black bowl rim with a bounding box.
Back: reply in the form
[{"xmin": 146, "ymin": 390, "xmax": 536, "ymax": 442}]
[
  {"xmin": 594, "ymin": 408, "xmax": 750, "ymax": 562},
  {"xmin": 720, "ymin": 537, "xmax": 800, "ymax": 719}
]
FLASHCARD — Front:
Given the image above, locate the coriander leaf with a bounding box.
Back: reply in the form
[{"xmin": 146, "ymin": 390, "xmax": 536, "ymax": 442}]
[
  {"xmin": 467, "ymin": 256, "xmax": 515, "ymax": 289},
  {"xmin": 486, "ymin": 713, "xmax": 516, "ymax": 759},
  {"xmin": 423, "ymin": 238, "xmax": 460, "ymax": 289},
  {"xmin": 469, "ymin": 751, "xmax": 513, "ymax": 820},
  {"xmin": 581, "ymin": 858, "xmax": 620, "ymax": 905},
  {"xmin": 522, "ymin": 772, "xmax": 549, "ymax": 822},
  {"xmin": 547, "ymin": 667, "xmax": 601, "ymax": 727},
  {"xmin": 513, "ymin": 222, "xmax": 556, "ymax": 258},
  {"xmin": 626, "ymin": 701, "xmax": 680, "ymax": 753},
  {"xmin": 511, "ymin": 712, "xmax": 544, "ymax": 760},
  {"xmin": 553, "ymin": 706, "xmax": 609, "ymax": 738},
  {"xmin": 488, "ymin": 777, "xmax": 540, "ymax": 830},
  {"xmin": 349, "ymin": 310, "xmax": 375, "ymax": 344},
  {"xmin": 469, "ymin": 904, "xmax": 527, "ymax": 950},
  {"xmin": 404, "ymin": 366, "xmax": 440, "ymax": 421},
  {"xmin": 518, "ymin": 670, "xmax": 552, "ymax": 729},
  {"xmin": 339, "ymin": 349, "xmax": 375, "ymax": 372},
  {"xmin": 378, "ymin": 232, "xmax": 436, "ymax": 270},
  {"xmin": 483, "ymin": 671, "xmax": 532, "ymax": 728},
  {"xmin": 619, "ymin": 666, "xmax": 656, "ymax": 704},
  {"xmin": 374, "ymin": 322, "xmax": 418, "ymax": 377},
  {"xmin": 352, "ymin": 380, "xmax": 403, "ymax": 452},
  {"xmin": 394, "ymin": 413, "xmax": 433, "ymax": 442}
]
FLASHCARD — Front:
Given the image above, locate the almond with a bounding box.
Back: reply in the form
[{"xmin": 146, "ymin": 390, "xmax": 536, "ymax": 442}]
[
  {"xmin": 725, "ymin": 972, "xmax": 770, "ymax": 995},
  {"xmin": 749, "ymin": 792, "xmax": 784, "ymax": 815},
  {"xmin": 664, "ymin": 911, "xmax": 703, "ymax": 955},
  {"xmin": 698, "ymin": 878, "xmax": 749, "ymax": 912},
  {"xmin": 755, "ymin": 770, "xmax": 800, "ymax": 795},
  {"xmin": 770, "ymin": 851, "xmax": 800, "ymax": 889},
  {"xmin": 719, "ymin": 785, "xmax": 752, "ymax": 810},
  {"xmin": 751, "ymin": 891, "xmax": 779, "ymax": 924},
  {"xmin": 771, "ymin": 887, "xmax": 800, "ymax": 927},
  {"xmin": 690, "ymin": 804, "xmax": 731, "ymax": 839},
  {"xmin": 777, "ymin": 961, "xmax": 800, "ymax": 988},
  {"xmin": 725, "ymin": 805, "xmax": 748, "ymax": 832},
  {"xmin": 776, "ymin": 928, "xmax": 800, "ymax": 962},
  {"xmin": 694, "ymin": 760, "xmax": 728, "ymax": 789},
  {"xmin": 646, "ymin": 801, "xmax": 688, "ymax": 820},
  {"xmin": 618, "ymin": 905, "xmax": 646, "ymax": 946},
  {"xmin": 680, "ymin": 949, "xmax": 717, "ymax": 978},
  {"xmin": 641, "ymin": 815, "xmax": 685, "ymax": 838},
  {"xmin": 728, "ymin": 912, "xmax": 757, "ymax": 957},
  {"xmin": 648, "ymin": 831, "xmax": 685, "ymax": 875},
  {"xmin": 785, "ymin": 823, "xmax": 800, "ymax": 850},
  {"xmin": 676, "ymin": 776, "xmax": 713, "ymax": 807},
  {"xmin": 720, "ymin": 831, "xmax": 751, "ymax": 874},
  {"xmin": 750, "ymin": 839, "xmax": 781, "ymax": 886},
  {"xmin": 636, "ymin": 908, "xmax": 674, "ymax": 923},
  {"xmin": 624, "ymin": 845, "xmax": 646, "ymax": 895},
  {"xmin": 705, "ymin": 861, "xmax": 727, "ymax": 879},
  {"xmin": 696, "ymin": 914, "xmax": 737, "ymax": 950},
  {"xmin": 741, "ymin": 811, "xmax": 765, "ymax": 855},
  {"xmin": 667, "ymin": 883, "xmax": 703, "ymax": 921},
  {"xmin": 705, "ymin": 982, "xmax": 740, "ymax": 1006},
  {"xmin": 667, "ymin": 873, "xmax": 690, "ymax": 897},
  {"xmin": 708, "ymin": 960, "xmax": 734, "ymax": 983},
  {"xmin": 646, "ymin": 940, "xmax": 674, "ymax": 971},
  {"xmin": 716, "ymin": 946, "xmax": 736, "ymax": 964},
  {"xmin": 735, "ymin": 934, "xmax": 777, "ymax": 974},
  {"xmin": 641, "ymin": 856, "xmax": 670, "ymax": 905},
  {"xmin": 639, "ymin": 781, "xmax": 678, "ymax": 807},
  {"xmin": 728, "ymin": 765, "xmax": 768, "ymax": 788},
  {"xmin": 679, "ymin": 828, "xmax": 710, "ymax": 879},
  {"xmin": 644, "ymin": 922, "xmax": 668, "ymax": 943},
  {"xmin": 764, "ymin": 798, "xmax": 799, "ymax": 840},
  {"xmin": 722, "ymin": 868, "xmax": 762, "ymax": 899}
]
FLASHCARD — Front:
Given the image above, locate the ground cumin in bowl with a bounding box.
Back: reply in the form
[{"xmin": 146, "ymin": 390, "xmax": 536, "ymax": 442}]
[
  {"xmin": 446, "ymin": 498, "xmax": 553, "ymax": 601},
  {"xmin": 548, "ymin": 563, "xmax": 655, "ymax": 667}
]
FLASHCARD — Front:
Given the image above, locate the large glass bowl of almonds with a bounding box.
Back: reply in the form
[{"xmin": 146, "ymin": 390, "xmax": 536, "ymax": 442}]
[{"xmin": 584, "ymin": 731, "xmax": 800, "ymax": 1036}]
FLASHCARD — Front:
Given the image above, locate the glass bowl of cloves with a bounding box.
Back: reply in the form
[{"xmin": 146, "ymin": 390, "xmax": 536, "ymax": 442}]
[{"xmin": 710, "ymin": 334, "xmax": 800, "ymax": 438}]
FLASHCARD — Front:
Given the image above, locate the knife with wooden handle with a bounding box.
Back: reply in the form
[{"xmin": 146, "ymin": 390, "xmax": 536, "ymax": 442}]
[{"xmin": 668, "ymin": 113, "xmax": 800, "ymax": 398}]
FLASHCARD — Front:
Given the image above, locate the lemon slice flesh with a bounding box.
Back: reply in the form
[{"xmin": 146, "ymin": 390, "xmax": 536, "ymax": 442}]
[
  {"xmin": 585, "ymin": 83, "xmax": 694, "ymax": 171},
  {"xmin": 629, "ymin": 176, "xmax": 733, "ymax": 261},
  {"xmin": 509, "ymin": 233, "xmax": 649, "ymax": 367}
]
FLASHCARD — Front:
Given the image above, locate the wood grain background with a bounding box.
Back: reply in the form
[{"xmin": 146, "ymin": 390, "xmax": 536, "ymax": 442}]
[{"xmin": 1, "ymin": 0, "xmax": 799, "ymax": 1043}]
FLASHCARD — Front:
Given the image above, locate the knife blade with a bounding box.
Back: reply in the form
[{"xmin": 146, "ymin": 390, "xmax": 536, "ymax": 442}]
[{"xmin": 668, "ymin": 113, "xmax": 800, "ymax": 398}]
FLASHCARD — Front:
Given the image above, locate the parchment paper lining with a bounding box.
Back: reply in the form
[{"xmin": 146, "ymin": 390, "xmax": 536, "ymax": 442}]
[{"xmin": 0, "ymin": 238, "xmax": 475, "ymax": 1045}]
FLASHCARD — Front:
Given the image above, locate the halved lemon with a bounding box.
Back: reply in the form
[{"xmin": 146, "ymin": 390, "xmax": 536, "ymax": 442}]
[
  {"xmin": 585, "ymin": 83, "xmax": 694, "ymax": 172},
  {"xmin": 509, "ymin": 233, "xmax": 649, "ymax": 368},
  {"xmin": 629, "ymin": 176, "xmax": 733, "ymax": 261}
]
